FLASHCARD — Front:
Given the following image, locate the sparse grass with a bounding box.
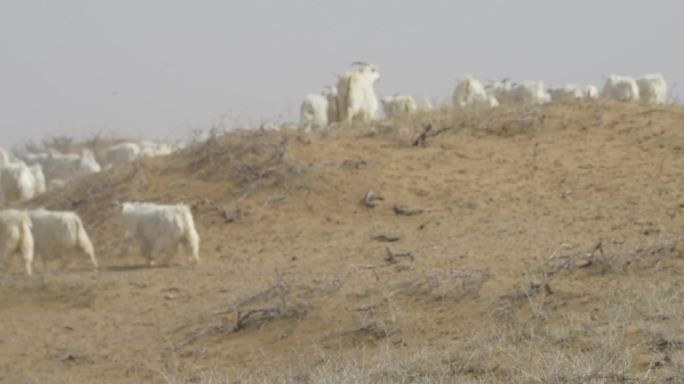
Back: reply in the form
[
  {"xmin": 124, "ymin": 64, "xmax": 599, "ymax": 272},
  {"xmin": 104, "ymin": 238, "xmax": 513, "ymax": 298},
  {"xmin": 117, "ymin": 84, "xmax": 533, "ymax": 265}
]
[
  {"xmin": 161, "ymin": 318, "xmax": 637, "ymax": 383},
  {"xmin": 153, "ymin": 259, "xmax": 684, "ymax": 383}
]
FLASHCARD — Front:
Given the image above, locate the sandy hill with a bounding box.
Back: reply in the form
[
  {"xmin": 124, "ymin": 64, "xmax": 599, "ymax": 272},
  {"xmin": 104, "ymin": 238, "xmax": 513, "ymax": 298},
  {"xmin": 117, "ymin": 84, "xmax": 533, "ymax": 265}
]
[{"xmin": 2, "ymin": 102, "xmax": 684, "ymax": 383}]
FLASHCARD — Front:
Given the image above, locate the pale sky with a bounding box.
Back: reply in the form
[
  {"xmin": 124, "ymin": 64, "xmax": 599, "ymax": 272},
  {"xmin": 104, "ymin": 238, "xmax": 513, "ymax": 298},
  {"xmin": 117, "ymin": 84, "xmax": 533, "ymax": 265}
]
[{"xmin": 1, "ymin": 0, "xmax": 681, "ymax": 148}]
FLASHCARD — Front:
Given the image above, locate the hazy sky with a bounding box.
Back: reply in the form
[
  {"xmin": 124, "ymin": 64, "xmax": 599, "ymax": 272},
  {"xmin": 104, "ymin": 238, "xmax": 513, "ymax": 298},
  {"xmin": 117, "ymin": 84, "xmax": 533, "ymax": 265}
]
[{"xmin": 1, "ymin": 0, "xmax": 682, "ymax": 148}]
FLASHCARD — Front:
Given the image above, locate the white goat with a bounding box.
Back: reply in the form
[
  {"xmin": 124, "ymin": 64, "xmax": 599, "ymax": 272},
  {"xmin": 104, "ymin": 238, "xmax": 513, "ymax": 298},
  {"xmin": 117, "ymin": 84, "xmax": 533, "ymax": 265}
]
[
  {"xmin": 259, "ymin": 122, "xmax": 282, "ymax": 132},
  {"xmin": 0, "ymin": 163, "xmax": 38, "ymax": 205},
  {"xmin": 140, "ymin": 141, "xmax": 174, "ymax": 158},
  {"xmin": 29, "ymin": 165, "xmax": 46, "ymax": 195},
  {"xmin": 324, "ymin": 87, "xmax": 340, "ymax": 124},
  {"xmin": 453, "ymin": 75, "xmax": 497, "ymax": 108},
  {"xmin": 0, "ymin": 210, "xmax": 34, "ymax": 276},
  {"xmin": 23, "ymin": 152, "xmax": 49, "ymax": 166},
  {"xmin": 36, "ymin": 149, "xmax": 101, "ymax": 182},
  {"xmin": 418, "ymin": 98, "xmax": 434, "ymax": 112},
  {"xmin": 0, "ymin": 148, "xmax": 9, "ymax": 166},
  {"xmin": 120, "ymin": 202, "xmax": 200, "ymax": 266},
  {"xmin": 508, "ymin": 81, "xmax": 551, "ymax": 105},
  {"xmin": 601, "ymin": 75, "xmax": 640, "ymax": 101},
  {"xmin": 381, "ymin": 94, "xmax": 417, "ymax": 119},
  {"xmin": 28, "ymin": 209, "xmax": 98, "ymax": 271},
  {"xmin": 300, "ymin": 93, "xmax": 329, "ymax": 129},
  {"xmin": 549, "ymin": 84, "xmax": 583, "ymax": 103},
  {"xmin": 101, "ymin": 143, "xmax": 141, "ymax": 168},
  {"xmin": 485, "ymin": 80, "xmax": 513, "ymax": 106},
  {"xmin": 585, "ymin": 85, "xmax": 599, "ymax": 99},
  {"xmin": 636, "ymin": 73, "xmax": 667, "ymax": 104},
  {"xmin": 336, "ymin": 62, "xmax": 381, "ymax": 124}
]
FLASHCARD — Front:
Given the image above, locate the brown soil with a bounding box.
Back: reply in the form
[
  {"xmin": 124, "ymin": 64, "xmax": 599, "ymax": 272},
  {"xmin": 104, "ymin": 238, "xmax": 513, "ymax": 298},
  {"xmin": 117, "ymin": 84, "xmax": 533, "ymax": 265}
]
[{"xmin": 2, "ymin": 101, "xmax": 684, "ymax": 383}]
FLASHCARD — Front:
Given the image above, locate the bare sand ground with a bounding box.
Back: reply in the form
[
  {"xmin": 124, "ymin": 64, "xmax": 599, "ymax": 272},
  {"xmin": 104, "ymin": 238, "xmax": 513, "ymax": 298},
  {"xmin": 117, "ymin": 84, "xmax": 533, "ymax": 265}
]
[{"xmin": 2, "ymin": 101, "xmax": 684, "ymax": 383}]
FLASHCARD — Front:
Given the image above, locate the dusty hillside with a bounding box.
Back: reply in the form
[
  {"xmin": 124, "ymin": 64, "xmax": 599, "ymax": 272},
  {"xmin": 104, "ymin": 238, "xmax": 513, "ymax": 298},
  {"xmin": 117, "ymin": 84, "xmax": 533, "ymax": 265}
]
[{"xmin": 2, "ymin": 102, "xmax": 684, "ymax": 383}]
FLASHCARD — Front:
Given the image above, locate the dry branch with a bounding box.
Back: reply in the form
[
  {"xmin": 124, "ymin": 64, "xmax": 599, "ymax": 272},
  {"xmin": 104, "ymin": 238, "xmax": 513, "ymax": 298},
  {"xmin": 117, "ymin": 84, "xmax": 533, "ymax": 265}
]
[
  {"xmin": 393, "ymin": 204, "xmax": 423, "ymax": 216},
  {"xmin": 385, "ymin": 247, "xmax": 415, "ymax": 264},
  {"xmin": 371, "ymin": 234, "xmax": 400, "ymax": 242},
  {"xmin": 579, "ymin": 240, "xmax": 610, "ymax": 272},
  {"xmin": 361, "ymin": 191, "xmax": 384, "ymax": 208},
  {"xmin": 412, "ymin": 123, "xmax": 453, "ymax": 147},
  {"xmin": 173, "ymin": 325, "xmax": 211, "ymax": 351},
  {"xmin": 172, "ymin": 271, "xmax": 295, "ymax": 350},
  {"xmin": 412, "ymin": 123, "xmax": 433, "ymax": 147},
  {"xmin": 234, "ymin": 307, "xmax": 281, "ymax": 332},
  {"xmin": 262, "ymin": 195, "xmax": 287, "ymax": 208},
  {"xmin": 341, "ymin": 159, "xmax": 368, "ymax": 170}
]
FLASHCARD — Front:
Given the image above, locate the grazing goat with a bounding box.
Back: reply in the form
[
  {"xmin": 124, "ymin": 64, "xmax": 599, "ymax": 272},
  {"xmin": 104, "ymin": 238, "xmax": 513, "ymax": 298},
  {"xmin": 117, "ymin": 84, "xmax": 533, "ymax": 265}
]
[
  {"xmin": 0, "ymin": 210, "xmax": 34, "ymax": 276},
  {"xmin": 549, "ymin": 84, "xmax": 583, "ymax": 102},
  {"xmin": 509, "ymin": 81, "xmax": 550, "ymax": 105},
  {"xmin": 101, "ymin": 143, "xmax": 141, "ymax": 168},
  {"xmin": 31, "ymin": 149, "xmax": 101, "ymax": 183},
  {"xmin": 120, "ymin": 202, "xmax": 200, "ymax": 266},
  {"xmin": 0, "ymin": 163, "xmax": 38, "ymax": 205},
  {"xmin": 601, "ymin": 75, "xmax": 640, "ymax": 101},
  {"xmin": 300, "ymin": 93, "xmax": 329, "ymax": 129},
  {"xmin": 140, "ymin": 141, "xmax": 174, "ymax": 158},
  {"xmin": 485, "ymin": 79, "xmax": 514, "ymax": 105},
  {"xmin": 636, "ymin": 73, "xmax": 667, "ymax": 104},
  {"xmin": 453, "ymin": 75, "xmax": 497, "ymax": 108},
  {"xmin": 28, "ymin": 209, "xmax": 98, "ymax": 271},
  {"xmin": 381, "ymin": 94, "xmax": 417, "ymax": 118},
  {"xmin": 585, "ymin": 85, "xmax": 599, "ymax": 99}
]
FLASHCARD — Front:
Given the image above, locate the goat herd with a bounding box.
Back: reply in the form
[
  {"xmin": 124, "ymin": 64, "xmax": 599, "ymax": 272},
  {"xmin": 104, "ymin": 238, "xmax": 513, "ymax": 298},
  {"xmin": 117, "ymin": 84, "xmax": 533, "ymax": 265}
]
[
  {"xmin": 0, "ymin": 202, "xmax": 199, "ymax": 276},
  {"xmin": 300, "ymin": 62, "xmax": 668, "ymax": 129},
  {"xmin": 0, "ymin": 62, "xmax": 671, "ymax": 277},
  {"xmin": 0, "ymin": 141, "xmax": 198, "ymax": 276}
]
